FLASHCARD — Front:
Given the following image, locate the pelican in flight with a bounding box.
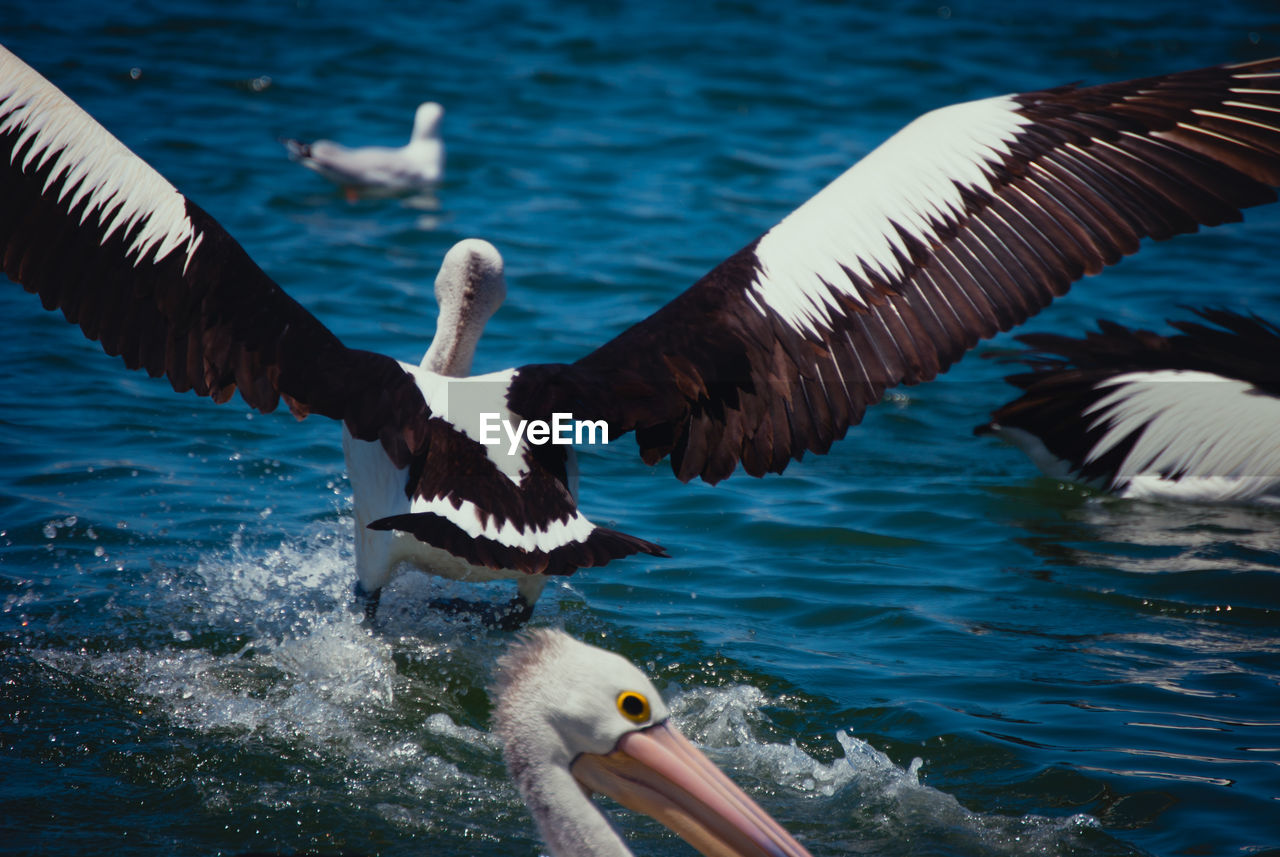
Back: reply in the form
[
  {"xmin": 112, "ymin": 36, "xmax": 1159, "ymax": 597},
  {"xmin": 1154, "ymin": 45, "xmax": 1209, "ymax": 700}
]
[
  {"xmin": 6, "ymin": 44, "xmax": 1280, "ymax": 625},
  {"xmin": 977, "ymin": 308, "xmax": 1280, "ymax": 505},
  {"xmin": 283, "ymin": 101, "xmax": 444, "ymax": 197},
  {"xmin": 493, "ymin": 628, "xmax": 812, "ymax": 857}
]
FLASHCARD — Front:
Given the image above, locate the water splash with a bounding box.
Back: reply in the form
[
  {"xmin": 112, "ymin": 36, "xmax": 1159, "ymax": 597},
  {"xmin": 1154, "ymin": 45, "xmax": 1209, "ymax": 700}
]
[
  {"xmin": 16, "ymin": 519, "xmax": 1120, "ymax": 855},
  {"xmin": 669, "ymin": 684, "xmax": 1106, "ymax": 856}
]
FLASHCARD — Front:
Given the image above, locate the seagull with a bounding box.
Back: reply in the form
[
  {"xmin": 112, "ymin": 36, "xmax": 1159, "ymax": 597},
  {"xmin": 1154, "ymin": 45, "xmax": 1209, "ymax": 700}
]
[
  {"xmin": 977, "ymin": 308, "xmax": 1280, "ymax": 505},
  {"xmin": 6, "ymin": 44, "xmax": 1280, "ymax": 625},
  {"xmin": 493, "ymin": 628, "xmax": 812, "ymax": 857},
  {"xmin": 283, "ymin": 101, "xmax": 444, "ymax": 198}
]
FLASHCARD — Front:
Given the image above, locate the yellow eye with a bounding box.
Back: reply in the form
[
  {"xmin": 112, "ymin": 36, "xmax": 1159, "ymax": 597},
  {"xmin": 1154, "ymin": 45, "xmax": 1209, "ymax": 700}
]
[{"xmin": 616, "ymin": 690, "xmax": 651, "ymax": 723}]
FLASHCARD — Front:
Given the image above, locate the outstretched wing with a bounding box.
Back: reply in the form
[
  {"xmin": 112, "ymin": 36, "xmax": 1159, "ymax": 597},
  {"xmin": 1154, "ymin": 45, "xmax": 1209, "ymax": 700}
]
[
  {"xmin": 512, "ymin": 58, "xmax": 1280, "ymax": 484},
  {"xmin": 1, "ymin": 46, "xmax": 658, "ymax": 577},
  {"xmin": 0, "ymin": 45, "xmax": 428, "ymax": 465}
]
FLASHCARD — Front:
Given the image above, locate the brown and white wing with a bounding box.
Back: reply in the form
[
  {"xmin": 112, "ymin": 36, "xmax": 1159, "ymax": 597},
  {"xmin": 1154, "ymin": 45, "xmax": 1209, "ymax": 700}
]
[
  {"xmin": 512, "ymin": 57, "xmax": 1280, "ymax": 484},
  {"xmin": 1, "ymin": 45, "xmax": 661, "ymax": 576},
  {"xmin": 0, "ymin": 45, "xmax": 428, "ymax": 464}
]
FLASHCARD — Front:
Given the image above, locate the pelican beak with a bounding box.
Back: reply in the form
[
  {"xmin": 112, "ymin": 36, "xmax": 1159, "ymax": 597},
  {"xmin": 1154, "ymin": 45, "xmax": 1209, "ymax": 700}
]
[{"xmin": 569, "ymin": 720, "xmax": 812, "ymax": 857}]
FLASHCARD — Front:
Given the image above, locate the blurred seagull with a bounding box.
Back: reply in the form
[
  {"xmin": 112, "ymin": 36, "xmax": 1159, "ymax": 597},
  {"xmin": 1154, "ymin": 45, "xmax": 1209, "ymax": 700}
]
[
  {"xmin": 284, "ymin": 101, "xmax": 444, "ymax": 199},
  {"xmin": 7, "ymin": 43, "xmax": 1280, "ymax": 627},
  {"xmin": 977, "ymin": 309, "xmax": 1280, "ymax": 505}
]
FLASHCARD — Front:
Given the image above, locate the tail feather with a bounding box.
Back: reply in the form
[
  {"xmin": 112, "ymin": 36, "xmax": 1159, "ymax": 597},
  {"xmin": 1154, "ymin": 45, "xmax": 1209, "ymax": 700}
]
[{"xmin": 281, "ymin": 138, "xmax": 313, "ymax": 161}]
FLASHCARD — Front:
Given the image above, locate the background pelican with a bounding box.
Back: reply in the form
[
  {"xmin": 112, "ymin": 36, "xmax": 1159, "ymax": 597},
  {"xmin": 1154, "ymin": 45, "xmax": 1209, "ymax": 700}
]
[
  {"xmin": 977, "ymin": 308, "xmax": 1280, "ymax": 504},
  {"xmin": 493, "ymin": 628, "xmax": 812, "ymax": 857}
]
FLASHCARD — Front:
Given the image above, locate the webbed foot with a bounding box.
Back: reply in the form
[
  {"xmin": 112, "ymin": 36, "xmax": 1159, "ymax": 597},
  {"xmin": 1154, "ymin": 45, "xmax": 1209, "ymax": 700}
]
[{"xmin": 353, "ymin": 581, "xmax": 382, "ymax": 622}]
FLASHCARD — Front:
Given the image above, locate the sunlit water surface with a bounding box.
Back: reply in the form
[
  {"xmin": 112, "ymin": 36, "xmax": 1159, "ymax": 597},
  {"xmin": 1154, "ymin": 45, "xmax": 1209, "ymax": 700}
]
[{"xmin": 2, "ymin": 2, "xmax": 1279, "ymax": 856}]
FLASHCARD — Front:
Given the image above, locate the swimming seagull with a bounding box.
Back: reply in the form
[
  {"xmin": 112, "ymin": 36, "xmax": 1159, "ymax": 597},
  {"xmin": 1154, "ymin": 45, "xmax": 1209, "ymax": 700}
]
[
  {"xmin": 493, "ymin": 628, "xmax": 813, "ymax": 857},
  {"xmin": 977, "ymin": 309, "xmax": 1280, "ymax": 505},
  {"xmin": 283, "ymin": 101, "xmax": 444, "ymax": 197},
  {"xmin": 6, "ymin": 45, "xmax": 1280, "ymax": 625}
]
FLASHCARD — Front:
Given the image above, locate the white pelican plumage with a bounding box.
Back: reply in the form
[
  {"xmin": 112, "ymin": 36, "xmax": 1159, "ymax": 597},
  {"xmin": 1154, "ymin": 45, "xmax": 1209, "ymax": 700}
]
[
  {"xmin": 7, "ymin": 44, "xmax": 1280, "ymax": 624},
  {"xmin": 283, "ymin": 101, "xmax": 444, "ymax": 197},
  {"xmin": 493, "ymin": 628, "xmax": 812, "ymax": 857},
  {"xmin": 977, "ymin": 308, "xmax": 1280, "ymax": 505}
]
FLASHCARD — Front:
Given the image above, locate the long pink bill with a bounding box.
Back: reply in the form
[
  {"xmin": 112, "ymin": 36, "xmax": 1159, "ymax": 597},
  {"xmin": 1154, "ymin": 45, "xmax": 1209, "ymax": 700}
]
[{"xmin": 570, "ymin": 720, "xmax": 813, "ymax": 857}]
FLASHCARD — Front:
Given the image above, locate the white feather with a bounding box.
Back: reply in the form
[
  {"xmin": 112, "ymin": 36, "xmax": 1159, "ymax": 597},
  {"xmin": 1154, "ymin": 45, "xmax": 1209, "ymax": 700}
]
[
  {"xmin": 410, "ymin": 494, "xmax": 596, "ymax": 552},
  {"xmin": 413, "ymin": 367, "xmax": 529, "ymax": 485},
  {"xmin": 0, "ymin": 50, "xmax": 202, "ymax": 271},
  {"xmin": 1087, "ymin": 369, "xmax": 1280, "ymax": 503},
  {"xmin": 749, "ymin": 95, "xmax": 1032, "ymax": 335}
]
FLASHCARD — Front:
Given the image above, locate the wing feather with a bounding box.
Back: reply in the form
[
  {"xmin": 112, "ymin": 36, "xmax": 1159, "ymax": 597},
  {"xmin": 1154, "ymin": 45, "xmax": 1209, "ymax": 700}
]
[
  {"xmin": 511, "ymin": 58, "xmax": 1280, "ymax": 485},
  {"xmin": 0, "ymin": 46, "xmax": 428, "ymax": 464}
]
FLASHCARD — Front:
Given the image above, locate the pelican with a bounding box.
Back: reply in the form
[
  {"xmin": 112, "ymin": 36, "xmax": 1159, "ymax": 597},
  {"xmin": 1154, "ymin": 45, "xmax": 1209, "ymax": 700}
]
[
  {"xmin": 283, "ymin": 101, "xmax": 444, "ymax": 197},
  {"xmin": 493, "ymin": 628, "xmax": 812, "ymax": 857},
  {"xmin": 977, "ymin": 308, "xmax": 1280, "ymax": 505},
  {"xmin": 7, "ymin": 45, "xmax": 1280, "ymax": 626}
]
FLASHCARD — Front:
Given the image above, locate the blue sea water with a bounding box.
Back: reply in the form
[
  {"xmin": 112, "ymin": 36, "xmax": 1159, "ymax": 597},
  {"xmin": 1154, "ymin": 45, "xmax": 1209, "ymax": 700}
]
[{"xmin": 2, "ymin": 1, "xmax": 1280, "ymax": 855}]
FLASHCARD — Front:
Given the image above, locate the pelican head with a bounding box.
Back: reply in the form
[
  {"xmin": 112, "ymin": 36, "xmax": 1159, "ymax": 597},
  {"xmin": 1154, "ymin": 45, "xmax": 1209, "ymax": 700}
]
[
  {"xmin": 422, "ymin": 238, "xmax": 507, "ymax": 377},
  {"xmin": 411, "ymin": 101, "xmax": 444, "ymax": 142},
  {"xmin": 493, "ymin": 629, "xmax": 812, "ymax": 857}
]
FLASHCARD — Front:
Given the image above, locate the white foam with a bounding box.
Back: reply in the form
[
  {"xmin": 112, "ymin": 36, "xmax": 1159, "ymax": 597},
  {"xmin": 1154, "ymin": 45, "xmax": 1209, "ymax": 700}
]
[
  {"xmin": 28, "ymin": 521, "xmax": 1100, "ymax": 851},
  {"xmin": 667, "ymin": 683, "xmax": 1100, "ymax": 854},
  {"xmin": 30, "ymin": 523, "xmax": 501, "ymax": 763}
]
